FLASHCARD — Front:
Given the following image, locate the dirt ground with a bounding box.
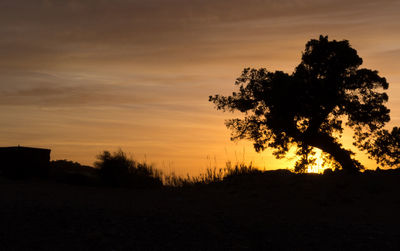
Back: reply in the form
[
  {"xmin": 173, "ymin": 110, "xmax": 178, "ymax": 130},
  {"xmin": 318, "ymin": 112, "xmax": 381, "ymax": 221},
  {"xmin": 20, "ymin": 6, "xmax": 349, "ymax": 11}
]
[{"xmin": 1, "ymin": 173, "xmax": 400, "ymax": 250}]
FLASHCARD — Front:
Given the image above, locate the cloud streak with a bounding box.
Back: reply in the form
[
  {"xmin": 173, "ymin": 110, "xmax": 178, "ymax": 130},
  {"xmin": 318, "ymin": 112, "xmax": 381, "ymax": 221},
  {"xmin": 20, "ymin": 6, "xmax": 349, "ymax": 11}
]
[{"xmin": 1, "ymin": 0, "xmax": 398, "ymax": 70}]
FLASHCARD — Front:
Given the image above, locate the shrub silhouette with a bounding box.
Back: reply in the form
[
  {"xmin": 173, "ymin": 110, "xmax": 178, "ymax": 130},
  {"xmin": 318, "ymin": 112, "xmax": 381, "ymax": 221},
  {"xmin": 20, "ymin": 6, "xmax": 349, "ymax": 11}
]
[
  {"xmin": 50, "ymin": 159, "xmax": 94, "ymax": 173},
  {"xmin": 50, "ymin": 159, "xmax": 99, "ymax": 186},
  {"xmin": 210, "ymin": 35, "xmax": 399, "ymax": 172},
  {"xmin": 224, "ymin": 161, "xmax": 262, "ymax": 178},
  {"xmin": 163, "ymin": 162, "xmax": 266, "ymax": 187},
  {"xmin": 94, "ymin": 150, "xmax": 162, "ymax": 188}
]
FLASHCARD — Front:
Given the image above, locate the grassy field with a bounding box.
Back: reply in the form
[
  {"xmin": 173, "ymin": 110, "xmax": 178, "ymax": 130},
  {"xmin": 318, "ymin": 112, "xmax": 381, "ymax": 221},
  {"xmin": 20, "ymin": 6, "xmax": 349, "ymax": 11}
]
[{"xmin": 1, "ymin": 169, "xmax": 400, "ymax": 250}]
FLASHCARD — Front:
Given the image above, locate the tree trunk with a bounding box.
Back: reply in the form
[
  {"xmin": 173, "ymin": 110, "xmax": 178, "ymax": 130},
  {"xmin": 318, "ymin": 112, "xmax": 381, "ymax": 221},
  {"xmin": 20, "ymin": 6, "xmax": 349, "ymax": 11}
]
[{"xmin": 303, "ymin": 134, "xmax": 360, "ymax": 172}]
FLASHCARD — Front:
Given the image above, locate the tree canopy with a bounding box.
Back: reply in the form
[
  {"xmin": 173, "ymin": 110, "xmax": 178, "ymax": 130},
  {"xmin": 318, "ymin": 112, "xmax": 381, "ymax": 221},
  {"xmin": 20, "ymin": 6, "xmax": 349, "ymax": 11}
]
[{"xmin": 210, "ymin": 35, "xmax": 400, "ymax": 172}]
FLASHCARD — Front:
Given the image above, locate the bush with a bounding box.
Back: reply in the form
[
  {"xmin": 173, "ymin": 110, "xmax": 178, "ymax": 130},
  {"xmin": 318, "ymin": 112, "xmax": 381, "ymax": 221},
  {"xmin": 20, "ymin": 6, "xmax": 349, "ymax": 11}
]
[
  {"xmin": 94, "ymin": 150, "xmax": 162, "ymax": 188},
  {"xmin": 50, "ymin": 160, "xmax": 95, "ymax": 173},
  {"xmin": 50, "ymin": 159, "xmax": 99, "ymax": 186},
  {"xmin": 163, "ymin": 162, "xmax": 264, "ymax": 187},
  {"xmin": 224, "ymin": 162, "xmax": 262, "ymax": 178}
]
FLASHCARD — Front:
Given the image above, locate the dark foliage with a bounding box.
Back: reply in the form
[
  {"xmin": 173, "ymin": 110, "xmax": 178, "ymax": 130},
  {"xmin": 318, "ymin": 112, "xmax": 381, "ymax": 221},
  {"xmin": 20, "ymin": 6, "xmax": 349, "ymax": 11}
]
[
  {"xmin": 50, "ymin": 159, "xmax": 94, "ymax": 173},
  {"xmin": 358, "ymin": 126, "xmax": 400, "ymax": 168},
  {"xmin": 210, "ymin": 35, "xmax": 398, "ymax": 172},
  {"xmin": 50, "ymin": 160, "xmax": 99, "ymax": 186},
  {"xmin": 94, "ymin": 150, "xmax": 162, "ymax": 188}
]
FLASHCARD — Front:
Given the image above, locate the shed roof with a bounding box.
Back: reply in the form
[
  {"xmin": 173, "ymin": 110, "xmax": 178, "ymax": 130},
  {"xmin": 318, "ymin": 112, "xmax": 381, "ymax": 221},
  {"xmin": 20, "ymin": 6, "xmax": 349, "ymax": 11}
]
[{"xmin": 0, "ymin": 146, "xmax": 51, "ymax": 152}]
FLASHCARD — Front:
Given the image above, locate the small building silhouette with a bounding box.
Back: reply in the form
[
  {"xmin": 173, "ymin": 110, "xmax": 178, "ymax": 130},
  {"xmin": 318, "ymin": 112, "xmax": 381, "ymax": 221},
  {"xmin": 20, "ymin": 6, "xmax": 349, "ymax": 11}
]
[{"xmin": 0, "ymin": 146, "xmax": 51, "ymax": 178}]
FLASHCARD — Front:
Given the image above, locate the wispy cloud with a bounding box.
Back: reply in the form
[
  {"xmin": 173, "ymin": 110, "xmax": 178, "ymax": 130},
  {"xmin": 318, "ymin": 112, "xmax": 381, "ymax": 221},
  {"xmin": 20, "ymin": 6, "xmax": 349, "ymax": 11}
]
[{"xmin": 1, "ymin": 0, "xmax": 398, "ymax": 71}]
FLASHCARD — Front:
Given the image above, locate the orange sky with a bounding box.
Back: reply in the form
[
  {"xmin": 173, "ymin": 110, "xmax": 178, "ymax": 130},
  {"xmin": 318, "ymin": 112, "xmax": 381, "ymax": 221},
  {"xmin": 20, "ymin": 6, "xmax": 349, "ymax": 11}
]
[{"xmin": 1, "ymin": 0, "xmax": 400, "ymax": 175}]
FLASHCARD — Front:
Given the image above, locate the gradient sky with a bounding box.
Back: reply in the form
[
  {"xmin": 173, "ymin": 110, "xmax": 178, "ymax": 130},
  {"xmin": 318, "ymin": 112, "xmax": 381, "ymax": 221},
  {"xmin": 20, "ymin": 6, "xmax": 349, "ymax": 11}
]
[{"xmin": 1, "ymin": 0, "xmax": 400, "ymax": 175}]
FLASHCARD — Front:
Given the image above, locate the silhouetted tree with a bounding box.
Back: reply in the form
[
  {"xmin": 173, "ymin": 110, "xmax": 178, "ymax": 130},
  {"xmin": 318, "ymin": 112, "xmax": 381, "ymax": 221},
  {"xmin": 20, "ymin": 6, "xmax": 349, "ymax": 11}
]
[
  {"xmin": 210, "ymin": 35, "xmax": 399, "ymax": 172},
  {"xmin": 360, "ymin": 126, "xmax": 400, "ymax": 168}
]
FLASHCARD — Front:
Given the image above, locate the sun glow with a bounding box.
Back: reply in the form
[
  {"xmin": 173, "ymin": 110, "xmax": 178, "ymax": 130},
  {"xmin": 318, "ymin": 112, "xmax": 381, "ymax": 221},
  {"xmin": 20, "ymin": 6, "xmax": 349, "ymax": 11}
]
[{"xmin": 307, "ymin": 149, "xmax": 327, "ymax": 173}]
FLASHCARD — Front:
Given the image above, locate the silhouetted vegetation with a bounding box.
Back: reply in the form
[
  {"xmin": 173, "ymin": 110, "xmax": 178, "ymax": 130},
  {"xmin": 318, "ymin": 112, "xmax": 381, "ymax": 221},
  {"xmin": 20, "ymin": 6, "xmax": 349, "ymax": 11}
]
[
  {"xmin": 161, "ymin": 162, "xmax": 260, "ymax": 187},
  {"xmin": 49, "ymin": 159, "xmax": 100, "ymax": 186},
  {"xmin": 210, "ymin": 35, "xmax": 400, "ymax": 172},
  {"xmin": 4, "ymin": 150, "xmax": 398, "ymax": 189},
  {"xmin": 94, "ymin": 150, "xmax": 162, "ymax": 188},
  {"xmin": 51, "ymin": 159, "xmax": 95, "ymax": 173}
]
